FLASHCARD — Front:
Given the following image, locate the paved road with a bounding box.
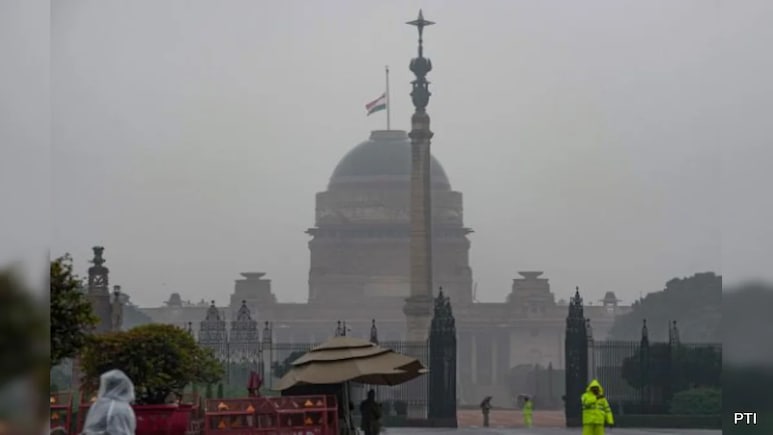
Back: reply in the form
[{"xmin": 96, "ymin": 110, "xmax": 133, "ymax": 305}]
[{"xmin": 386, "ymin": 429, "xmax": 720, "ymax": 435}]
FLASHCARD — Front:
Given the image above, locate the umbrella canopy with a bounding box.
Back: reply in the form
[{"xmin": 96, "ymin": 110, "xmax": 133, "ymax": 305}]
[{"xmin": 274, "ymin": 336, "xmax": 427, "ymax": 391}]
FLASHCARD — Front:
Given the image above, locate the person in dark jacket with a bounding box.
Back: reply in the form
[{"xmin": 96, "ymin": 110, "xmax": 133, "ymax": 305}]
[
  {"xmin": 480, "ymin": 396, "xmax": 492, "ymax": 427},
  {"xmin": 359, "ymin": 389, "xmax": 382, "ymax": 435}
]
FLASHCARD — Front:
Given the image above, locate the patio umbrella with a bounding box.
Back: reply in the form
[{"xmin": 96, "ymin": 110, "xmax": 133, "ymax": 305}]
[{"xmin": 273, "ymin": 336, "xmax": 427, "ymax": 391}]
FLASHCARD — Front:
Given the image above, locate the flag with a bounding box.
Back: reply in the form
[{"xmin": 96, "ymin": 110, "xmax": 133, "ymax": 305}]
[{"xmin": 365, "ymin": 93, "xmax": 387, "ymax": 116}]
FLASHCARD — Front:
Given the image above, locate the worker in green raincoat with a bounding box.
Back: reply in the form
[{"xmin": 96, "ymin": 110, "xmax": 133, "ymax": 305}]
[
  {"xmin": 520, "ymin": 396, "xmax": 534, "ymax": 427},
  {"xmin": 581, "ymin": 379, "xmax": 614, "ymax": 435},
  {"xmin": 521, "ymin": 396, "xmax": 533, "ymax": 428}
]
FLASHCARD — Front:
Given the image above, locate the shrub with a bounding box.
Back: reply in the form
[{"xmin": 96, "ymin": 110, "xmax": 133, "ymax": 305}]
[
  {"xmin": 669, "ymin": 388, "xmax": 721, "ymax": 415},
  {"xmin": 80, "ymin": 323, "xmax": 223, "ymax": 404}
]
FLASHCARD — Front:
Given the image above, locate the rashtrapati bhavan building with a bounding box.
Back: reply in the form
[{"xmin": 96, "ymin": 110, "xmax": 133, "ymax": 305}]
[{"xmin": 140, "ymin": 129, "xmax": 630, "ymax": 404}]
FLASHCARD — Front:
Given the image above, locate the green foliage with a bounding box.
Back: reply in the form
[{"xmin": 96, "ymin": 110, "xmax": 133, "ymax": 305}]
[
  {"xmin": 671, "ymin": 346, "xmax": 722, "ymax": 389},
  {"xmin": 621, "ymin": 344, "xmax": 721, "ymax": 392},
  {"xmin": 80, "ymin": 323, "xmax": 223, "ymax": 404},
  {"xmin": 271, "ymin": 350, "xmax": 306, "ymax": 378},
  {"xmin": 669, "ymin": 388, "xmax": 721, "ymax": 415},
  {"xmin": 609, "ymin": 273, "xmax": 720, "ymax": 342},
  {"xmin": 217, "ymin": 384, "xmax": 224, "ymax": 398},
  {"xmin": 0, "ymin": 268, "xmax": 48, "ymax": 387},
  {"xmin": 206, "ymin": 383, "xmax": 213, "ymax": 399},
  {"xmin": 50, "ymin": 255, "xmax": 98, "ymax": 366}
]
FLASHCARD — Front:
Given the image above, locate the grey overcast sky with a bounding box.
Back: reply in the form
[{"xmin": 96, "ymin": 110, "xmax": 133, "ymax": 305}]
[{"xmin": 26, "ymin": 0, "xmax": 768, "ymax": 307}]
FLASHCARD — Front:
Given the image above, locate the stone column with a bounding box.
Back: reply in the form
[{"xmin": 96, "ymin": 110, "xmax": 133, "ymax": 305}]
[{"xmin": 403, "ymin": 10, "xmax": 436, "ymax": 345}]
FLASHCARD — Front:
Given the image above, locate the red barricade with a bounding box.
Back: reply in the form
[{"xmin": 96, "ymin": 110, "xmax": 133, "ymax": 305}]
[
  {"xmin": 204, "ymin": 395, "xmax": 338, "ymax": 435},
  {"xmin": 204, "ymin": 398, "xmax": 258, "ymax": 435},
  {"xmin": 49, "ymin": 392, "xmax": 73, "ymax": 434},
  {"xmin": 76, "ymin": 393, "xmax": 201, "ymax": 435}
]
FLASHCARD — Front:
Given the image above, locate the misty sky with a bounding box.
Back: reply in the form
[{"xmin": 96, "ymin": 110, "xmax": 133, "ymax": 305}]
[{"xmin": 3, "ymin": 0, "xmax": 759, "ymax": 307}]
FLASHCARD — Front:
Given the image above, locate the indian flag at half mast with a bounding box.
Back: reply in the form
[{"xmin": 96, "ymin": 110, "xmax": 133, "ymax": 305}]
[{"xmin": 365, "ymin": 93, "xmax": 387, "ymax": 116}]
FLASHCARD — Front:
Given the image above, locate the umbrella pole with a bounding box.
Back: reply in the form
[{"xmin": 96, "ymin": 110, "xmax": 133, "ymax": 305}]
[
  {"xmin": 342, "ymin": 382, "xmax": 347, "ymax": 434},
  {"xmin": 344, "ymin": 381, "xmax": 355, "ymax": 435}
]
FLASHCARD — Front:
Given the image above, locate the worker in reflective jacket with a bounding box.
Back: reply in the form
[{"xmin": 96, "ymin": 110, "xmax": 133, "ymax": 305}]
[
  {"xmin": 521, "ymin": 396, "xmax": 533, "ymax": 428},
  {"xmin": 581, "ymin": 379, "xmax": 614, "ymax": 435}
]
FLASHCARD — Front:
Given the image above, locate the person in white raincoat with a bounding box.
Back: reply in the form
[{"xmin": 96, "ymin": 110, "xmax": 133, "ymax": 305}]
[{"xmin": 81, "ymin": 369, "xmax": 136, "ymax": 435}]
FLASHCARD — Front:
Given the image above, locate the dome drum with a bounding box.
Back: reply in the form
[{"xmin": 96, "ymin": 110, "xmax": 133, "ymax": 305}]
[{"xmin": 314, "ymin": 190, "xmax": 463, "ymax": 227}]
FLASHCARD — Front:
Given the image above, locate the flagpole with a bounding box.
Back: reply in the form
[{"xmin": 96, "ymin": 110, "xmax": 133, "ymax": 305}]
[{"xmin": 385, "ymin": 65, "xmax": 391, "ymax": 131}]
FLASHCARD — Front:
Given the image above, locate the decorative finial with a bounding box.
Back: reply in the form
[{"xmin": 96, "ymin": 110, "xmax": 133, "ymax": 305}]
[
  {"xmin": 407, "ymin": 10, "xmax": 434, "ymax": 112},
  {"xmin": 370, "ymin": 319, "xmax": 379, "ymax": 344},
  {"xmin": 91, "ymin": 246, "xmax": 105, "ymax": 266},
  {"xmin": 407, "ymin": 9, "xmax": 435, "ymax": 54}
]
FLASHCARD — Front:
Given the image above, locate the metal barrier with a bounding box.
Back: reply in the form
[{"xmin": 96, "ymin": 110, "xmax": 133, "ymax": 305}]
[
  {"xmin": 49, "ymin": 392, "xmax": 73, "ymax": 434},
  {"xmin": 74, "ymin": 392, "xmax": 204, "ymax": 435},
  {"xmin": 204, "ymin": 395, "xmax": 338, "ymax": 435}
]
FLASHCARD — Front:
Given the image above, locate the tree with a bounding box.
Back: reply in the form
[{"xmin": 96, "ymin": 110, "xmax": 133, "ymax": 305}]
[
  {"xmin": 609, "ymin": 272, "xmax": 721, "ymax": 342},
  {"xmin": 271, "ymin": 350, "xmax": 307, "ymax": 379},
  {"xmin": 80, "ymin": 323, "xmax": 223, "ymax": 404},
  {"xmin": 620, "ymin": 343, "xmax": 672, "ymax": 390},
  {"xmin": 621, "ymin": 344, "xmax": 721, "ymax": 393},
  {"xmin": 50, "ymin": 255, "xmax": 98, "ymax": 366}
]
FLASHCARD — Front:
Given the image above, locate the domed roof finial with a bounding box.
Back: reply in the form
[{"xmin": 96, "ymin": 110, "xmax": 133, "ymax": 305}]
[
  {"xmin": 407, "ymin": 10, "xmax": 435, "ymax": 58},
  {"xmin": 407, "ymin": 10, "xmax": 435, "ymax": 112}
]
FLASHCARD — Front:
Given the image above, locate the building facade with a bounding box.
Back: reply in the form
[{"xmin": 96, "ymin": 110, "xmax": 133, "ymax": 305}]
[{"xmin": 140, "ymin": 129, "xmax": 629, "ymax": 405}]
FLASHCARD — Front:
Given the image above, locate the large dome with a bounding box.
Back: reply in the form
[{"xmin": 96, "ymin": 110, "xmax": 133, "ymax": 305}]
[{"xmin": 329, "ymin": 130, "xmax": 450, "ymax": 189}]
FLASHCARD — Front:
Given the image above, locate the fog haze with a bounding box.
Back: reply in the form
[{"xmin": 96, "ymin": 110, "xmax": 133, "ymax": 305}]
[{"xmin": 41, "ymin": 1, "xmax": 771, "ymax": 307}]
